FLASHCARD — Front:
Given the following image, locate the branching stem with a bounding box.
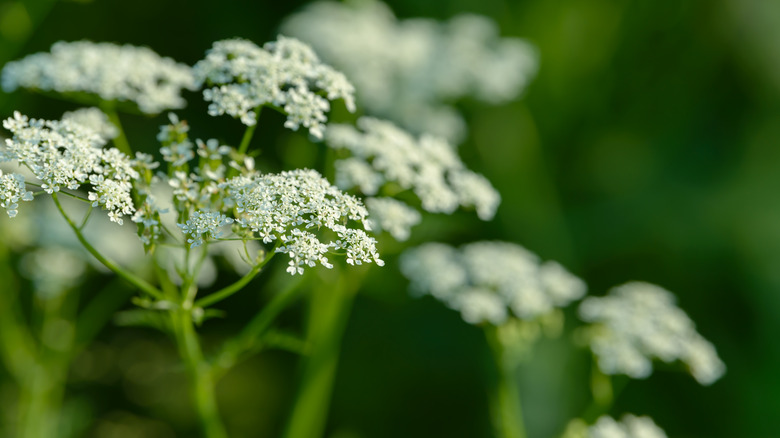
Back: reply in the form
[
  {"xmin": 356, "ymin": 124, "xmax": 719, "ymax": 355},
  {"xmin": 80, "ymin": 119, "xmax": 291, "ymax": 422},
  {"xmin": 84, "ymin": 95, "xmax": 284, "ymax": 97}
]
[{"xmin": 52, "ymin": 193, "xmax": 164, "ymax": 300}]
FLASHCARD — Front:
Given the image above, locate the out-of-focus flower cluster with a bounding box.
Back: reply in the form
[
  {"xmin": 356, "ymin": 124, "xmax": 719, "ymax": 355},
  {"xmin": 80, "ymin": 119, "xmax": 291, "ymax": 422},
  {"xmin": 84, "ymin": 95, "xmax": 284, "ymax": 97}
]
[
  {"xmin": 193, "ymin": 36, "xmax": 355, "ymax": 139},
  {"xmin": 400, "ymin": 241, "xmax": 586, "ymax": 325},
  {"xmin": 282, "ymin": 0, "xmax": 538, "ymax": 141},
  {"xmin": 2, "ymin": 112, "xmax": 138, "ymax": 224},
  {"xmin": 61, "ymin": 107, "xmax": 119, "ymax": 141},
  {"xmin": 578, "ymin": 282, "xmax": 726, "ymax": 385},
  {"xmin": 326, "ymin": 117, "xmax": 500, "ymax": 240},
  {"xmin": 1, "ymin": 41, "xmax": 196, "ymax": 114},
  {"xmin": 563, "ymin": 414, "xmax": 668, "ymax": 438}
]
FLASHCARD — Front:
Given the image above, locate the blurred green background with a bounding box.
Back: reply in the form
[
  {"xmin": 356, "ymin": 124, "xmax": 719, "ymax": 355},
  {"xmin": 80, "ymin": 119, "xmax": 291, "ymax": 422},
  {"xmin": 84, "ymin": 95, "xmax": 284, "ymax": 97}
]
[{"xmin": 0, "ymin": 0, "xmax": 776, "ymax": 437}]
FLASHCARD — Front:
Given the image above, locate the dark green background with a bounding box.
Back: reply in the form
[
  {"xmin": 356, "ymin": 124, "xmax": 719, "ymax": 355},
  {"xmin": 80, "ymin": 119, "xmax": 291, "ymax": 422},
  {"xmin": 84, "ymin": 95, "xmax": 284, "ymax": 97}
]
[{"xmin": 0, "ymin": 0, "xmax": 775, "ymax": 436}]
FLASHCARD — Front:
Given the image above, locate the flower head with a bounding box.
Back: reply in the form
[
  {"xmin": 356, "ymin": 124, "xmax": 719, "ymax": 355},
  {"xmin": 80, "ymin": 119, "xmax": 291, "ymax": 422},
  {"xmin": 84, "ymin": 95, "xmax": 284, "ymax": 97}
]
[
  {"xmin": 0, "ymin": 169, "xmax": 33, "ymax": 217},
  {"xmin": 2, "ymin": 112, "xmax": 138, "ymax": 224},
  {"xmin": 61, "ymin": 107, "xmax": 118, "ymax": 141},
  {"xmin": 365, "ymin": 197, "xmax": 421, "ymax": 241},
  {"xmin": 578, "ymin": 282, "xmax": 726, "ymax": 384},
  {"xmin": 282, "ymin": 1, "xmax": 538, "ymax": 141},
  {"xmin": 2, "ymin": 41, "xmax": 196, "ymax": 114},
  {"xmin": 223, "ymin": 169, "xmax": 382, "ymax": 275},
  {"xmin": 178, "ymin": 210, "xmax": 234, "ymax": 248},
  {"xmin": 193, "ymin": 36, "xmax": 355, "ymax": 139},
  {"xmin": 325, "ymin": 117, "xmax": 500, "ymax": 239},
  {"xmin": 401, "ymin": 241, "xmax": 585, "ymax": 325}
]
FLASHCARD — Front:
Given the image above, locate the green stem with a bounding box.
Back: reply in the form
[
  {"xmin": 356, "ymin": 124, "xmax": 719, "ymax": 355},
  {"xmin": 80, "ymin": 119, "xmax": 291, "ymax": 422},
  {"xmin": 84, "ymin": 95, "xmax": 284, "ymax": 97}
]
[
  {"xmin": 485, "ymin": 325, "xmax": 527, "ymax": 438},
  {"xmin": 282, "ymin": 267, "xmax": 362, "ymax": 438},
  {"xmin": 194, "ymin": 247, "xmax": 277, "ymax": 308},
  {"xmin": 182, "ymin": 246, "xmax": 209, "ymax": 306},
  {"xmin": 0, "ymin": 246, "xmax": 36, "ymax": 380},
  {"xmin": 580, "ymin": 357, "xmax": 629, "ymax": 423},
  {"xmin": 172, "ymin": 308, "xmax": 228, "ymax": 438},
  {"xmin": 52, "ymin": 193, "xmax": 164, "ymax": 300},
  {"xmin": 79, "ymin": 204, "xmax": 94, "ymax": 230},
  {"xmin": 101, "ymin": 105, "xmax": 133, "ymax": 156},
  {"xmin": 17, "ymin": 365, "xmax": 66, "ymax": 438},
  {"xmin": 25, "ymin": 182, "xmax": 90, "ymax": 202},
  {"xmin": 237, "ymin": 106, "xmax": 263, "ymax": 156},
  {"xmin": 215, "ymin": 277, "xmax": 305, "ymax": 375}
]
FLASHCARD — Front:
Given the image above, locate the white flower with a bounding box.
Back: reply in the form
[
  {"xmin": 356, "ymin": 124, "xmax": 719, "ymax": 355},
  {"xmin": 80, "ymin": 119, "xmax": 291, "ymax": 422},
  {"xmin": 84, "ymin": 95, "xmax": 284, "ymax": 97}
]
[
  {"xmin": 0, "ymin": 169, "xmax": 34, "ymax": 217},
  {"xmin": 448, "ymin": 170, "xmax": 501, "ymax": 221},
  {"xmin": 325, "ymin": 117, "xmax": 501, "ymax": 237},
  {"xmin": 454, "ymin": 287, "xmax": 508, "ymax": 325},
  {"xmin": 2, "ymin": 41, "xmax": 196, "ymax": 114},
  {"xmin": 281, "ymin": 1, "xmax": 538, "ymax": 141},
  {"xmin": 579, "ymin": 282, "xmax": 726, "ymax": 384},
  {"xmin": 400, "ymin": 243, "xmax": 468, "ymax": 302},
  {"xmin": 178, "ymin": 210, "xmax": 234, "ymax": 248},
  {"xmin": 193, "ymin": 36, "xmax": 355, "ymax": 139},
  {"xmin": 401, "ymin": 241, "xmax": 585, "ymax": 326},
  {"xmin": 61, "ymin": 107, "xmax": 119, "ymax": 140},
  {"xmin": 2, "ymin": 112, "xmax": 138, "ymax": 224},
  {"xmin": 224, "ymin": 169, "xmax": 382, "ymax": 275},
  {"xmin": 589, "ymin": 414, "xmax": 667, "ymax": 438},
  {"xmin": 540, "ymin": 261, "xmax": 588, "ymax": 306},
  {"xmin": 334, "ymin": 158, "xmax": 384, "ymax": 195},
  {"xmin": 365, "ymin": 197, "xmax": 421, "ymax": 241}
]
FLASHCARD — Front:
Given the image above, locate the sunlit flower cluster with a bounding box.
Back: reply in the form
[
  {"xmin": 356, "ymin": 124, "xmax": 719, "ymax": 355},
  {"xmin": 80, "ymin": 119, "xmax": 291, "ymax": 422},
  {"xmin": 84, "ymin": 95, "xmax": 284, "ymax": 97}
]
[
  {"xmin": 178, "ymin": 210, "xmax": 234, "ymax": 248},
  {"xmin": 1, "ymin": 41, "xmax": 196, "ymax": 114},
  {"xmin": 326, "ymin": 117, "xmax": 501, "ymax": 239},
  {"xmin": 578, "ymin": 282, "xmax": 726, "ymax": 385},
  {"xmin": 193, "ymin": 36, "xmax": 355, "ymax": 139},
  {"xmin": 0, "ymin": 169, "xmax": 33, "ymax": 217},
  {"xmin": 282, "ymin": 0, "xmax": 538, "ymax": 141},
  {"xmin": 400, "ymin": 241, "xmax": 586, "ymax": 325},
  {"xmin": 61, "ymin": 107, "xmax": 119, "ymax": 141},
  {"xmin": 2, "ymin": 112, "xmax": 138, "ymax": 224},
  {"xmin": 223, "ymin": 169, "xmax": 383, "ymax": 275}
]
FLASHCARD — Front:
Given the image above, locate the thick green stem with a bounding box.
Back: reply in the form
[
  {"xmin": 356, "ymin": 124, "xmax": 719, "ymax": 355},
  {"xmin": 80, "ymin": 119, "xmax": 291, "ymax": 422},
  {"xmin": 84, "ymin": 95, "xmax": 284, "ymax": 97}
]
[
  {"xmin": 17, "ymin": 366, "xmax": 66, "ymax": 438},
  {"xmin": 485, "ymin": 325, "xmax": 527, "ymax": 438},
  {"xmin": 282, "ymin": 269, "xmax": 361, "ymax": 438},
  {"xmin": 0, "ymin": 246, "xmax": 36, "ymax": 379},
  {"xmin": 173, "ymin": 308, "xmax": 228, "ymax": 438},
  {"xmin": 52, "ymin": 193, "xmax": 164, "ymax": 300},
  {"xmin": 580, "ymin": 357, "xmax": 628, "ymax": 423}
]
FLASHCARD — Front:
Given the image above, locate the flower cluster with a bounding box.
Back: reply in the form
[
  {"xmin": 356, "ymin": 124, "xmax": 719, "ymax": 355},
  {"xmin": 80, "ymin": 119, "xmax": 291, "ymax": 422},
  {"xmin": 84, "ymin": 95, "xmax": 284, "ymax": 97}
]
[
  {"xmin": 193, "ymin": 36, "xmax": 356, "ymax": 139},
  {"xmin": 365, "ymin": 197, "xmax": 421, "ymax": 241},
  {"xmin": 1, "ymin": 41, "xmax": 196, "ymax": 114},
  {"xmin": 400, "ymin": 241, "xmax": 586, "ymax": 325},
  {"xmin": 61, "ymin": 107, "xmax": 119, "ymax": 141},
  {"xmin": 578, "ymin": 282, "xmax": 726, "ymax": 385},
  {"xmin": 0, "ymin": 169, "xmax": 33, "ymax": 217},
  {"xmin": 325, "ymin": 117, "xmax": 500, "ymax": 240},
  {"xmin": 564, "ymin": 414, "xmax": 668, "ymax": 438},
  {"xmin": 222, "ymin": 169, "xmax": 383, "ymax": 275},
  {"xmin": 282, "ymin": 0, "xmax": 538, "ymax": 141},
  {"xmin": 2, "ymin": 112, "xmax": 138, "ymax": 224},
  {"xmin": 178, "ymin": 210, "xmax": 234, "ymax": 248}
]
